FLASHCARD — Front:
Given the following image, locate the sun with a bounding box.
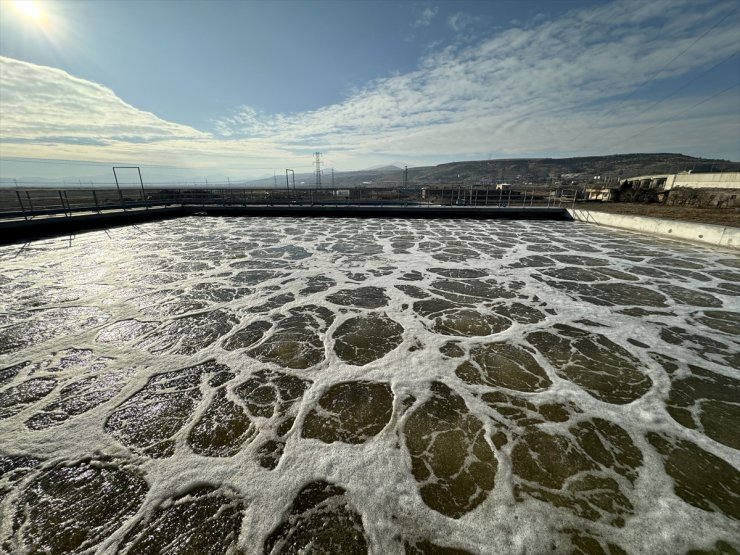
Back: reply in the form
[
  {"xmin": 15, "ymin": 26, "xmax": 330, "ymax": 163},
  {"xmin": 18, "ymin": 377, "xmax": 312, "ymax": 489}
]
[{"xmin": 11, "ymin": 0, "xmax": 43, "ymax": 22}]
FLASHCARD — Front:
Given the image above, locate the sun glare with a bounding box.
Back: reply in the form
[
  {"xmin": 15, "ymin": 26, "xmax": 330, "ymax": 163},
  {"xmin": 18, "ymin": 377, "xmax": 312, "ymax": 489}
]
[{"xmin": 12, "ymin": 0, "xmax": 42, "ymax": 21}]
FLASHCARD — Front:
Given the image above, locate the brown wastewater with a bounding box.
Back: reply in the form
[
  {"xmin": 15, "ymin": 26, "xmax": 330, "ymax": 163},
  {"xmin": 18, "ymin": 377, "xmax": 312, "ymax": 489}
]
[{"xmin": 0, "ymin": 217, "xmax": 738, "ymax": 554}]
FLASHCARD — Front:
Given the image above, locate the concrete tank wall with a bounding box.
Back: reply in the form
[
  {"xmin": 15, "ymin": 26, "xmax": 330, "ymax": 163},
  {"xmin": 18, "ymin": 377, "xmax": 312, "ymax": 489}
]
[
  {"xmin": 568, "ymin": 208, "xmax": 739, "ymax": 250},
  {"xmin": 669, "ymin": 172, "xmax": 740, "ymax": 190}
]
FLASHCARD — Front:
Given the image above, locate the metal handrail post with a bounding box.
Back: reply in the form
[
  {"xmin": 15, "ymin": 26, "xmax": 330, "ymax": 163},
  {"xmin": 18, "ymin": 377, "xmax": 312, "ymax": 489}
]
[
  {"xmin": 63, "ymin": 191, "xmax": 72, "ymax": 215},
  {"xmin": 25, "ymin": 191, "xmax": 34, "ymax": 213},
  {"xmin": 16, "ymin": 190, "xmax": 28, "ymax": 220},
  {"xmin": 137, "ymin": 167, "xmax": 147, "ymax": 209},
  {"xmin": 112, "ymin": 168, "xmax": 126, "ymax": 210},
  {"xmin": 58, "ymin": 191, "xmax": 67, "ymax": 216}
]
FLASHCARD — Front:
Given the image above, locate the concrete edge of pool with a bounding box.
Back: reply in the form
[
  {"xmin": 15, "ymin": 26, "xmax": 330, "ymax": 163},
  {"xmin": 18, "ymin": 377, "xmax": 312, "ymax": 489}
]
[{"xmin": 568, "ymin": 208, "xmax": 740, "ymax": 250}]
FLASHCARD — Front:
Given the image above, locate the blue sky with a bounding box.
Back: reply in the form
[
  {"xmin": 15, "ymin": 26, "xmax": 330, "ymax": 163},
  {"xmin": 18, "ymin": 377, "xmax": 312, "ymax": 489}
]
[{"xmin": 0, "ymin": 0, "xmax": 738, "ymax": 183}]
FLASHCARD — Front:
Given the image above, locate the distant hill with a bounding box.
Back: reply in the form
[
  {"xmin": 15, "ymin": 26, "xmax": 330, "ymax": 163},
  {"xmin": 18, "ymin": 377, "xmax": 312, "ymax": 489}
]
[
  {"xmin": 361, "ymin": 164, "xmax": 403, "ymax": 172},
  {"xmin": 3, "ymin": 153, "xmax": 737, "ymax": 189},
  {"xmin": 245, "ymin": 165, "xmax": 406, "ymax": 188},
  {"xmin": 404, "ymin": 153, "xmax": 740, "ymax": 187},
  {"xmin": 247, "ymin": 153, "xmax": 739, "ymax": 189}
]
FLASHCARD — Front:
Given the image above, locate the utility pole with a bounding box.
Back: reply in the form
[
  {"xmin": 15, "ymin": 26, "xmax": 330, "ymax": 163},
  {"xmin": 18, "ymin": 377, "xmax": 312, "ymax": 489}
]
[
  {"xmin": 331, "ymin": 168, "xmax": 335, "ymax": 188},
  {"xmin": 285, "ymin": 169, "xmax": 295, "ymax": 192},
  {"xmin": 403, "ymin": 165, "xmax": 408, "ymax": 188},
  {"xmin": 314, "ymin": 152, "xmax": 322, "ymax": 189}
]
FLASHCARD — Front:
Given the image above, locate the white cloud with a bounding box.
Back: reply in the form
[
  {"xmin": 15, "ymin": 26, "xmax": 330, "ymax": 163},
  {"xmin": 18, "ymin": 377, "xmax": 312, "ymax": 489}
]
[
  {"xmin": 0, "ymin": 57, "xmax": 206, "ymax": 143},
  {"xmin": 447, "ymin": 12, "xmax": 478, "ymax": 33},
  {"xmin": 0, "ymin": 57, "xmax": 308, "ymax": 175},
  {"xmin": 1, "ymin": 0, "xmax": 739, "ymax": 180},
  {"xmin": 214, "ymin": 0, "xmax": 739, "ymax": 161},
  {"xmin": 411, "ymin": 5, "xmax": 438, "ymax": 29}
]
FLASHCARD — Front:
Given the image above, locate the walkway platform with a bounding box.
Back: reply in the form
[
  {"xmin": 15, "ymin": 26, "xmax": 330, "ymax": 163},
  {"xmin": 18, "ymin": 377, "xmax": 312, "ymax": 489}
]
[
  {"xmin": 0, "ymin": 204, "xmax": 571, "ymax": 244},
  {"xmin": 0, "ymin": 206, "xmax": 185, "ymax": 244}
]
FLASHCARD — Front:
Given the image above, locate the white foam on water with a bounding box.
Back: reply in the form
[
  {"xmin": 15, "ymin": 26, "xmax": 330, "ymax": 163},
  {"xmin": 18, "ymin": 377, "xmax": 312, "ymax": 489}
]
[{"xmin": 0, "ymin": 216, "xmax": 738, "ymax": 554}]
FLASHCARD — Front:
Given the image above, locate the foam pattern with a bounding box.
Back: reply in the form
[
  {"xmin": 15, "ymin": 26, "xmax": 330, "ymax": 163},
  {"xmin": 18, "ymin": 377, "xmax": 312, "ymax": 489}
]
[{"xmin": 0, "ymin": 216, "xmax": 738, "ymax": 554}]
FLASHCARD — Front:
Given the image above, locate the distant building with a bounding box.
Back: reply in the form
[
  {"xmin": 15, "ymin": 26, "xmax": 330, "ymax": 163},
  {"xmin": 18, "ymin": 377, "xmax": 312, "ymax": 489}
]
[
  {"xmin": 585, "ymin": 187, "xmax": 615, "ymax": 201},
  {"xmin": 619, "ymin": 172, "xmax": 740, "ymax": 192},
  {"xmin": 618, "ymin": 172, "xmax": 740, "ymax": 206}
]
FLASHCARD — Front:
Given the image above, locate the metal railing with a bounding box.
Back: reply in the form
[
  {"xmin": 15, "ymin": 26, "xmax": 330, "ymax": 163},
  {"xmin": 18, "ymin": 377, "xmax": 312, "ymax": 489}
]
[{"xmin": 0, "ymin": 186, "xmax": 583, "ymax": 220}]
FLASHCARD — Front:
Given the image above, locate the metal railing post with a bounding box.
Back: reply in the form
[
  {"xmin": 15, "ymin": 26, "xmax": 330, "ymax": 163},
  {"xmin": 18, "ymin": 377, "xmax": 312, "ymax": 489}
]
[
  {"xmin": 16, "ymin": 190, "xmax": 28, "ymax": 220},
  {"xmin": 92, "ymin": 190, "xmax": 100, "ymax": 213},
  {"xmin": 112, "ymin": 168, "xmax": 126, "ymax": 210},
  {"xmin": 25, "ymin": 191, "xmax": 34, "ymax": 213},
  {"xmin": 137, "ymin": 167, "xmax": 147, "ymax": 209}
]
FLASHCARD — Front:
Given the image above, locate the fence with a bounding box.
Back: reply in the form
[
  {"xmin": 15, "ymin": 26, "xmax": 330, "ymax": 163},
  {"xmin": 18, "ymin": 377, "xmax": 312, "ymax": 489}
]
[{"xmin": 0, "ymin": 186, "xmax": 582, "ymax": 220}]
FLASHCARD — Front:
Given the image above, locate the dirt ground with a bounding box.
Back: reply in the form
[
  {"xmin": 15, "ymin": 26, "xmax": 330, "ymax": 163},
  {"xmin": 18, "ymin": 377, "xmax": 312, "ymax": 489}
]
[{"xmin": 579, "ymin": 202, "xmax": 740, "ymax": 228}]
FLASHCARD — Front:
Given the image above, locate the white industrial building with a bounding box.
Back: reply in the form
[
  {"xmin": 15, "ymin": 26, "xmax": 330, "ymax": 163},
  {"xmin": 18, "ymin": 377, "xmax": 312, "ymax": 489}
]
[{"xmin": 619, "ymin": 172, "xmax": 740, "ymax": 191}]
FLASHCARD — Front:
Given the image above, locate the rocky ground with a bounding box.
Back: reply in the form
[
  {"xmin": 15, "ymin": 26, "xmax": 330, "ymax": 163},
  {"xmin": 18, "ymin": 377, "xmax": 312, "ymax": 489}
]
[{"xmin": 579, "ymin": 202, "xmax": 740, "ymax": 228}]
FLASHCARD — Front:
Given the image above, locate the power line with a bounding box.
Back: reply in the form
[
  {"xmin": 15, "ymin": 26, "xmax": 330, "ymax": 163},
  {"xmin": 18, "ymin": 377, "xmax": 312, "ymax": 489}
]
[
  {"xmin": 595, "ymin": 4, "xmax": 740, "ymax": 124},
  {"xmin": 606, "ymin": 79, "xmax": 740, "ymax": 151},
  {"xmin": 613, "ymin": 48, "xmax": 740, "ymax": 130}
]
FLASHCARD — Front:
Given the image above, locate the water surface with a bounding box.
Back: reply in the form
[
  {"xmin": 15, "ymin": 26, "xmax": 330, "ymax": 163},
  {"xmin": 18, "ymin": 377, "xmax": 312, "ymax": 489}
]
[{"xmin": 0, "ymin": 217, "xmax": 738, "ymax": 554}]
